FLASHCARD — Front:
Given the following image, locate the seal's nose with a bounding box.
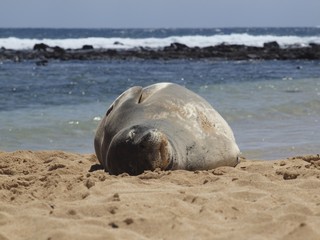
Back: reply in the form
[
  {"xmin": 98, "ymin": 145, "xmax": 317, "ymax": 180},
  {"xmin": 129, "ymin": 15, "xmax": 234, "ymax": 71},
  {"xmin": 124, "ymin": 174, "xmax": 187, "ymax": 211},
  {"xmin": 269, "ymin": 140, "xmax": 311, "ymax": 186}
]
[{"xmin": 107, "ymin": 126, "xmax": 172, "ymax": 175}]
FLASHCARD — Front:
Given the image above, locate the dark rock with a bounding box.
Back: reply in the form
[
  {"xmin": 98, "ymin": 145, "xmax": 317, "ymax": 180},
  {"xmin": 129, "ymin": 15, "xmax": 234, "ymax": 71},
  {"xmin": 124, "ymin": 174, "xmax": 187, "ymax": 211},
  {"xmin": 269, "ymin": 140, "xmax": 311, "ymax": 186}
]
[
  {"xmin": 263, "ymin": 41, "xmax": 280, "ymax": 49},
  {"xmin": 114, "ymin": 41, "xmax": 124, "ymax": 46},
  {"xmin": 202, "ymin": 46, "xmax": 216, "ymax": 52},
  {"xmin": 33, "ymin": 43, "xmax": 50, "ymax": 51},
  {"xmin": 309, "ymin": 43, "xmax": 320, "ymax": 49},
  {"xmin": 82, "ymin": 45, "xmax": 94, "ymax": 50},
  {"xmin": 164, "ymin": 42, "xmax": 189, "ymax": 51},
  {"xmin": 214, "ymin": 44, "xmax": 247, "ymax": 52},
  {"xmin": 106, "ymin": 49, "xmax": 117, "ymax": 55},
  {"xmin": 52, "ymin": 46, "xmax": 65, "ymax": 54}
]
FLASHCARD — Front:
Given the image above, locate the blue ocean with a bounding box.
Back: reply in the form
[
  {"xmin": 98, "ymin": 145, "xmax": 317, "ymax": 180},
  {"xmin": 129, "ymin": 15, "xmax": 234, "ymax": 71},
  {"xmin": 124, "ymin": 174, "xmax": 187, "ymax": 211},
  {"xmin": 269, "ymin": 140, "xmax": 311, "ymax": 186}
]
[{"xmin": 0, "ymin": 28, "xmax": 319, "ymax": 159}]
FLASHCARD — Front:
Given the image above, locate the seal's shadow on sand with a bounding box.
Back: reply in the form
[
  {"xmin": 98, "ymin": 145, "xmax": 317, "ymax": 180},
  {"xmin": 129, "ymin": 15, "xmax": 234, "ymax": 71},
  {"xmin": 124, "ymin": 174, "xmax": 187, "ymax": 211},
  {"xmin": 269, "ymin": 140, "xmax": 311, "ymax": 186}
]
[{"xmin": 89, "ymin": 164, "xmax": 104, "ymax": 172}]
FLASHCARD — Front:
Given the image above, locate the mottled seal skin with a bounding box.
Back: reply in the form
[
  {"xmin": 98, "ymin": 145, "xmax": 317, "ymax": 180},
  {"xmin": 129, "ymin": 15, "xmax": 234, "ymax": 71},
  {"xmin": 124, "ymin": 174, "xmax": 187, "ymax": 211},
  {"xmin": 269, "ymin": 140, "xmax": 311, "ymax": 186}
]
[{"xmin": 94, "ymin": 82, "xmax": 240, "ymax": 175}]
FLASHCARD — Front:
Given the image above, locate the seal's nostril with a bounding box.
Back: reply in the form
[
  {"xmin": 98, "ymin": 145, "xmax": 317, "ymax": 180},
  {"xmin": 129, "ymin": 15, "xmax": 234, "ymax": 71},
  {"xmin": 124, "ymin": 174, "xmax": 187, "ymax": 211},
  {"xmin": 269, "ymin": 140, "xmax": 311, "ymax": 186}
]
[{"xmin": 127, "ymin": 129, "xmax": 135, "ymax": 140}]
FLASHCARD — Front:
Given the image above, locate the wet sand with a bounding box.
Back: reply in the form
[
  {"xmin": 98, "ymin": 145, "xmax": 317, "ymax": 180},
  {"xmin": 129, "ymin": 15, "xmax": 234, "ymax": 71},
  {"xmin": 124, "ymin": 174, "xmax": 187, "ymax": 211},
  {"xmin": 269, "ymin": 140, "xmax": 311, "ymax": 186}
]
[{"xmin": 0, "ymin": 151, "xmax": 319, "ymax": 239}]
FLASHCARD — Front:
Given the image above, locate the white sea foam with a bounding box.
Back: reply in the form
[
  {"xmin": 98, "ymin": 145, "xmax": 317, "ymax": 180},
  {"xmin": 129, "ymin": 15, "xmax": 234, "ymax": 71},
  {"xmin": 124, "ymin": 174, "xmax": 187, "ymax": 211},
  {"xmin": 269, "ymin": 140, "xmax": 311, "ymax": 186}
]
[{"xmin": 0, "ymin": 34, "xmax": 319, "ymax": 50}]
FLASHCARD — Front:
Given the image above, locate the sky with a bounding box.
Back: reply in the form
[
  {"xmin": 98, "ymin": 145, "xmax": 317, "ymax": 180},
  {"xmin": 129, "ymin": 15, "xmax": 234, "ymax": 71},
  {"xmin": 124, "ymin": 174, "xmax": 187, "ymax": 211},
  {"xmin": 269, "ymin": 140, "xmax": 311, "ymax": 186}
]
[{"xmin": 0, "ymin": 0, "xmax": 319, "ymax": 28}]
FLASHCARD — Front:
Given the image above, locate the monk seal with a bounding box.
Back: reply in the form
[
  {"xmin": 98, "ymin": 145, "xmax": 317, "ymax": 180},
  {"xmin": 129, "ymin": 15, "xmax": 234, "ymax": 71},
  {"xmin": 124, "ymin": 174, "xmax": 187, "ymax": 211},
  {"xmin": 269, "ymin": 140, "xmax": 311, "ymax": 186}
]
[{"xmin": 94, "ymin": 82, "xmax": 240, "ymax": 175}]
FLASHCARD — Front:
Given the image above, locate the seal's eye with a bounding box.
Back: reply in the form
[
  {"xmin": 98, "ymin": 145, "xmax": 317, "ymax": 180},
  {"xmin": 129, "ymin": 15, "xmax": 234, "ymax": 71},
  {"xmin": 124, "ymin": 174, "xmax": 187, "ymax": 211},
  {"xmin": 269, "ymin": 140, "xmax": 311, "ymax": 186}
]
[{"xmin": 106, "ymin": 105, "xmax": 113, "ymax": 116}]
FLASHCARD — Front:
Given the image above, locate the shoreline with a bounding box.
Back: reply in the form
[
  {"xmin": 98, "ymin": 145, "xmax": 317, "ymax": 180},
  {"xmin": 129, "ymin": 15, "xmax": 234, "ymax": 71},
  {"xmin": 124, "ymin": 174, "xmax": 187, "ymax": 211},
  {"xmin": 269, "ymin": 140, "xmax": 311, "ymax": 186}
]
[
  {"xmin": 0, "ymin": 150, "xmax": 319, "ymax": 239},
  {"xmin": 1, "ymin": 42, "xmax": 320, "ymax": 62}
]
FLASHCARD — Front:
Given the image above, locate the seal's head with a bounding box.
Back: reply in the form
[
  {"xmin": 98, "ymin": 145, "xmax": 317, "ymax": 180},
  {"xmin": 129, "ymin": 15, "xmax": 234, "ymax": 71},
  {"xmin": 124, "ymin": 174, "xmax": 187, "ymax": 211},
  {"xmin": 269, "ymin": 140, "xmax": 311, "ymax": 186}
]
[{"xmin": 106, "ymin": 125, "xmax": 173, "ymax": 175}]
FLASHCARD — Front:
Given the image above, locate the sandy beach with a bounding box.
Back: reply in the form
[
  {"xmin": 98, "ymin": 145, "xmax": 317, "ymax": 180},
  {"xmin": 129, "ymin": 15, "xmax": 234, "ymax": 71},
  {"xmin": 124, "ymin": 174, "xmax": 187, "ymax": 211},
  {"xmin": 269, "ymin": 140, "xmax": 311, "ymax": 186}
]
[{"xmin": 0, "ymin": 151, "xmax": 319, "ymax": 239}]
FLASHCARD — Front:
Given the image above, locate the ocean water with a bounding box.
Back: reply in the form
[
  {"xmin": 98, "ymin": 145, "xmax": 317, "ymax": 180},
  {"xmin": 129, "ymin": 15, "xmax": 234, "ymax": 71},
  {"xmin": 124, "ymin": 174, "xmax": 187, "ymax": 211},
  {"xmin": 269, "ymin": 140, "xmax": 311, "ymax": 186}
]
[{"xmin": 0, "ymin": 28, "xmax": 320, "ymax": 160}]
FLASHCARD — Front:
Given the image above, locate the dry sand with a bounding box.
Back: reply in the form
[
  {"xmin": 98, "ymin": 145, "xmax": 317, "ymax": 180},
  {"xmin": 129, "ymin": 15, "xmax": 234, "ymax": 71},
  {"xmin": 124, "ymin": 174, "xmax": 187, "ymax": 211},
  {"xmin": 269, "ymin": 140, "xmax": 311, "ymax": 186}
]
[{"xmin": 0, "ymin": 150, "xmax": 319, "ymax": 240}]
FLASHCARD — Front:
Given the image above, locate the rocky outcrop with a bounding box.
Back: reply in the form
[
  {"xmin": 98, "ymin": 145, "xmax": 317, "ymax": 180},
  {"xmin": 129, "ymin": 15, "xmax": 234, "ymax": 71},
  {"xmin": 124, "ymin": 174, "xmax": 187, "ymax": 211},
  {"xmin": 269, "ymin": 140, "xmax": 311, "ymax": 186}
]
[
  {"xmin": 33, "ymin": 43, "xmax": 50, "ymax": 51},
  {"xmin": 82, "ymin": 45, "xmax": 94, "ymax": 50},
  {"xmin": 1, "ymin": 42, "xmax": 320, "ymax": 62}
]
